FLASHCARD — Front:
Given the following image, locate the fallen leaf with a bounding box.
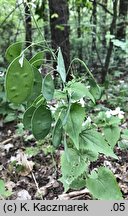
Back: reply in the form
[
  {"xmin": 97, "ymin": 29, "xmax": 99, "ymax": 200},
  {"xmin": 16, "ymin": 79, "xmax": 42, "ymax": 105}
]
[{"xmin": 16, "ymin": 190, "xmax": 31, "ymax": 200}]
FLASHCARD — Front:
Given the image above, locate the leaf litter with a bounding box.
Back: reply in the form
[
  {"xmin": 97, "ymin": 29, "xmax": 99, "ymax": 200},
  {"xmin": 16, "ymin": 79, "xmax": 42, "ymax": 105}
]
[{"xmin": 0, "ymin": 119, "xmax": 128, "ymax": 200}]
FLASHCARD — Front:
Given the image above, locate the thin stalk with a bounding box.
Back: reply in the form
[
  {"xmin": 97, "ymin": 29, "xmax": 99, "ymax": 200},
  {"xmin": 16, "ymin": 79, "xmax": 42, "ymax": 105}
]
[
  {"xmin": 20, "ymin": 42, "xmax": 52, "ymax": 57},
  {"xmin": 27, "ymin": 2, "xmax": 56, "ymax": 60},
  {"xmin": 63, "ymin": 133, "xmax": 70, "ymax": 162},
  {"xmin": 67, "ymin": 58, "xmax": 96, "ymax": 82}
]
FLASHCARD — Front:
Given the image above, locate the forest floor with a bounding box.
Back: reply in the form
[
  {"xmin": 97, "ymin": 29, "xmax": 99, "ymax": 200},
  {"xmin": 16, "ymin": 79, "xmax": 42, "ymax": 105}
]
[{"xmin": 0, "ymin": 120, "xmax": 128, "ymax": 200}]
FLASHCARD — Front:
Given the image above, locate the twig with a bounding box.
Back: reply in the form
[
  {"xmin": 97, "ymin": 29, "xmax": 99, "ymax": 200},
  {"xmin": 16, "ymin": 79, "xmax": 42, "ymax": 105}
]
[
  {"xmin": 97, "ymin": 2, "xmax": 113, "ymax": 16},
  {"xmin": 71, "ymin": 194, "xmax": 86, "ymax": 200},
  {"xmin": 24, "ymin": 154, "xmax": 43, "ymax": 200},
  {"xmin": 1, "ymin": 138, "xmax": 12, "ymax": 145},
  {"xmin": 89, "ymin": 0, "xmax": 113, "ymax": 16},
  {"xmin": 1, "ymin": 3, "xmax": 23, "ymax": 27},
  {"xmin": 58, "ymin": 188, "xmax": 90, "ymax": 200}
]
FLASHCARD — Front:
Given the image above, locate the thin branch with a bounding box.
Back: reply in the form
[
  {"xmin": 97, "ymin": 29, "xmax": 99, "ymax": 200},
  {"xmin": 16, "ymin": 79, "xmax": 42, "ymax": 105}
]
[
  {"xmin": 58, "ymin": 188, "xmax": 90, "ymax": 200},
  {"xmin": 97, "ymin": 2, "xmax": 113, "ymax": 16},
  {"xmin": 1, "ymin": 2, "xmax": 23, "ymax": 27},
  {"xmin": 89, "ymin": 0, "xmax": 113, "ymax": 16}
]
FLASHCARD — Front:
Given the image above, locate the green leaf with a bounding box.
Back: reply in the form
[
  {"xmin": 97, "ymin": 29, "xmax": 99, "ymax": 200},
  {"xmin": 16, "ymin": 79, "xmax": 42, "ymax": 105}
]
[
  {"xmin": 4, "ymin": 113, "xmax": 17, "ymax": 123},
  {"xmin": 70, "ymin": 177, "xmax": 86, "ymax": 190},
  {"xmin": 23, "ymin": 106, "xmax": 36, "ymax": 130},
  {"xmin": 86, "ymin": 167, "xmax": 123, "ymax": 200},
  {"xmin": 64, "ymin": 103, "xmax": 85, "ymax": 149},
  {"xmin": 89, "ymin": 79, "xmax": 102, "ymax": 100},
  {"xmin": 29, "ymin": 51, "xmax": 44, "ymax": 68},
  {"xmin": 57, "ymin": 47, "xmax": 66, "ymax": 83},
  {"xmin": 80, "ymin": 149, "xmax": 99, "ymax": 162},
  {"xmin": 123, "ymin": 129, "xmax": 128, "ymax": 136},
  {"xmin": 32, "ymin": 94, "xmax": 45, "ymax": 107},
  {"xmin": 0, "ymin": 179, "xmax": 6, "ymax": 195},
  {"xmin": 32, "ymin": 104, "xmax": 52, "ymax": 140},
  {"xmin": 69, "ymin": 82, "xmax": 95, "ymax": 103},
  {"xmin": 42, "ymin": 73, "xmax": 54, "ymax": 101},
  {"xmin": 52, "ymin": 117, "xmax": 63, "ymax": 148},
  {"xmin": 0, "ymin": 179, "xmax": 12, "ymax": 198},
  {"xmin": 107, "ymin": 116, "xmax": 121, "ymax": 125},
  {"xmin": 31, "ymin": 59, "xmax": 44, "ymax": 68},
  {"xmin": 5, "ymin": 42, "xmax": 23, "ymax": 63},
  {"xmin": 54, "ymin": 90, "xmax": 67, "ymax": 100},
  {"xmin": 104, "ymin": 126, "xmax": 120, "ymax": 148},
  {"xmin": 79, "ymin": 129, "xmax": 118, "ymax": 159},
  {"xmin": 59, "ymin": 148, "xmax": 87, "ymax": 192},
  {"xmin": 27, "ymin": 66, "xmax": 42, "ymax": 105},
  {"xmin": 5, "ymin": 57, "xmax": 34, "ymax": 104},
  {"xmin": 25, "ymin": 147, "xmax": 40, "ymax": 157},
  {"xmin": 61, "ymin": 104, "xmax": 71, "ymax": 126},
  {"xmin": 121, "ymin": 129, "xmax": 128, "ymax": 140},
  {"xmin": 15, "ymin": 123, "xmax": 24, "ymax": 136},
  {"xmin": 118, "ymin": 140, "xmax": 128, "ymax": 150}
]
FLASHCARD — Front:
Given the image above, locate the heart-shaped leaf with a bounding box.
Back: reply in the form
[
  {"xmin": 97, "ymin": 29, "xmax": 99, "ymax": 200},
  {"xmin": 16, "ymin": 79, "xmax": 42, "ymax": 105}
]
[
  {"xmin": 103, "ymin": 126, "xmax": 120, "ymax": 148},
  {"xmin": 86, "ymin": 167, "xmax": 123, "ymax": 200},
  {"xmin": 64, "ymin": 103, "xmax": 85, "ymax": 149},
  {"xmin": 79, "ymin": 129, "xmax": 118, "ymax": 159}
]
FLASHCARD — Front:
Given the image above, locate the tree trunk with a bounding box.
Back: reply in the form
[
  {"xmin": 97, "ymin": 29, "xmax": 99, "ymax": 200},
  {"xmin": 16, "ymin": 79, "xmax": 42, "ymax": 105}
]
[
  {"xmin": 91, "ymin": 0, "xmax": 101, "ymax": 70},
  {"xmin": 92, "ymin": 0, "xmax": 97, "ymax": 52},
  {"xmin": 116, "ymin": 0, "xmax": 128, "ymax": 40},
  {"xmin": 24, "ymin": 0, "xmax": 32, "ymax": 59},
  {"xmin": 48, "ymin": 0, "xmax": 71, "ymax": 80},
  {"xmin": 102, "ymin": 0, "xmax": 108, "ymax": 48},
  {"xmin": 101, "ymin": 0, "xmax": 118, "ymax": 83},
  {"xmin": 77, "ymin": 4, "xmax": 82, "ymax": 61},
  {"xmin": 76, "ymin": 4, "xmax": 83, "ymax": 72}
]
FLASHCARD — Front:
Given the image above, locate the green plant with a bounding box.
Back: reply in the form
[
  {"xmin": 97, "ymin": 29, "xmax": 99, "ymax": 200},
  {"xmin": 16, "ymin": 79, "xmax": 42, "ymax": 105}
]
[
  {"xmin": 0, "ymin": 69, "xmax": 25, "ymax": 123},
  {"xmin": 0, "ymin": 179, "xmax": 12, "ymax": 199},
  {"xmin": 4, "ymin": 42, "xmax": 123, "ymax": 200},
  {"xmin": 95, "ymin": 110, "xmax": 122, "ymax": 149},
  {"xmin": 118, "ymin": 129, "xmax": 128, "ymax": 150}
]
